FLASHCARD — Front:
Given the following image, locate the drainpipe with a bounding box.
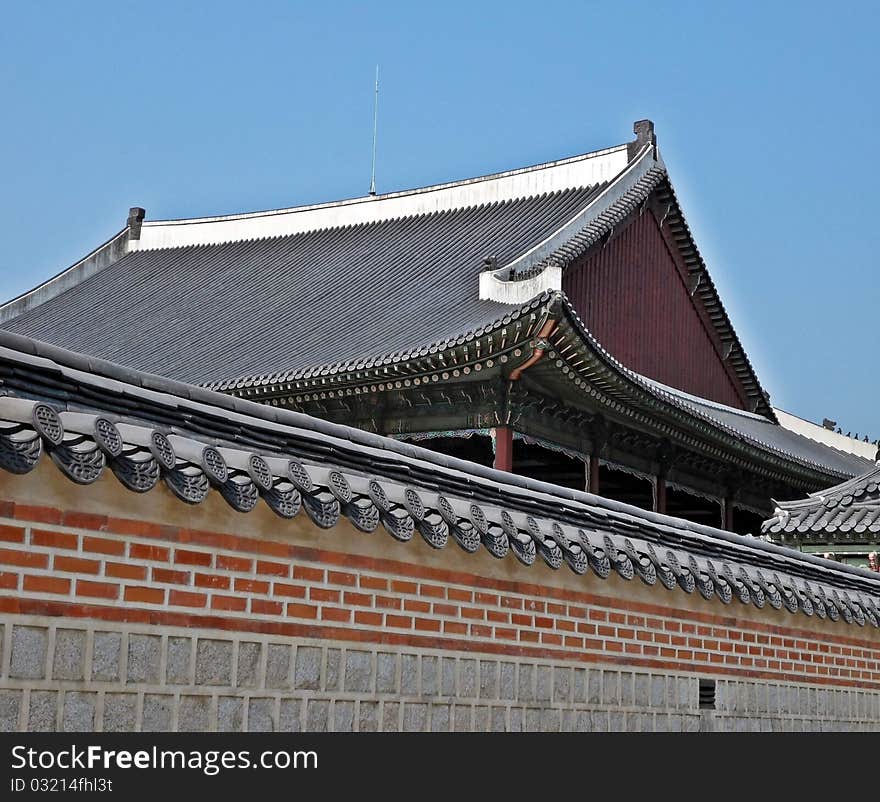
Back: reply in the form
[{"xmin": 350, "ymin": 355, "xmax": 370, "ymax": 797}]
[{"xmin": 494, "ymin": 319, "xmax": 558, "ymax": 472}]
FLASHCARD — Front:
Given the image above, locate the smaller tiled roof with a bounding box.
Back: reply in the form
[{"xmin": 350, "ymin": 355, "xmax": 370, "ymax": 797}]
[
  {"xmin": 763, "ymin": 464, "xmax": 880, "ymax": 539},
  {"xmin": 1, "ymin": 330, "xmax": 879, "ymax": 628}
]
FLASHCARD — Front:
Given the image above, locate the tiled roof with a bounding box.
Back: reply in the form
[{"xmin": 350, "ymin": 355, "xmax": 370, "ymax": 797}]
[
  {"xmin": 1, "ymin": 330, "xmax": 879, "ymax": 627},
  {"xmin": 762, "ymin": 464, "xmax": 880, "ymax": 538}
]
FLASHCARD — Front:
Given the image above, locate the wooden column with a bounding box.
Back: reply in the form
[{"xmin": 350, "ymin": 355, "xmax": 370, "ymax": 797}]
[
  {"xmin": 655, "ymin": 476, "xmax": 667, "ymax": 514},
  {"xmin": 722, "ymin": 497, "xmax": 734, "ymax": 532},
  {"xmin": 493, "ymin": 426, "xmax": 513, "ymax": 472},
  {"xmin": 587, "ymin": 454, "xmax": 600, "ymax": 494}
]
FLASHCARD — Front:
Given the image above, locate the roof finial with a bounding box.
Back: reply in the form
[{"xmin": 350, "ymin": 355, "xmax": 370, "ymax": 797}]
[
  {"xmin": 127, "ymin": 207, "xmax": 146, "ymax": 240},
  {"xmin": 369, "ymin": 65, "xmax": 379, "ymax": 196},
  {"xmin": 628, "ymin": 119, "xmax": 656, "ymax": 161}
]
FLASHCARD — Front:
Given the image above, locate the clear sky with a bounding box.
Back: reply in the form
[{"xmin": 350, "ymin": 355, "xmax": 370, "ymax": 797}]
[{"xmin": 1, "ymin": 1, "xmax": 877, "ymax": 438}]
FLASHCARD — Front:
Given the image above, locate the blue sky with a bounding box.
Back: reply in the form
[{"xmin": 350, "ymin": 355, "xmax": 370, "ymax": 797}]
[{"xmin": 1, "ymin": 1, "xmax": 877, "ymax": 438}]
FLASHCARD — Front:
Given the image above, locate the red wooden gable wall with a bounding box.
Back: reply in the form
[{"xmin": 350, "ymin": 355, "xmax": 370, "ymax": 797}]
[{"xmin": 562, "ymin": 210, "xmax": 747, "ymax": 410}]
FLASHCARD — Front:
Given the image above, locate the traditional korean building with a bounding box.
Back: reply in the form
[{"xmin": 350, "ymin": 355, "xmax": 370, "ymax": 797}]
[{"xmin": 1, "ymin": 121, "xmax": 872, "ymax": 538}]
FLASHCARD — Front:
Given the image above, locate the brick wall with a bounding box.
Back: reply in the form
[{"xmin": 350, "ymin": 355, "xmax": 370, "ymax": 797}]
[{"xmin": 1, "ymin": 472, "xmax": 880, "ymax": 731}]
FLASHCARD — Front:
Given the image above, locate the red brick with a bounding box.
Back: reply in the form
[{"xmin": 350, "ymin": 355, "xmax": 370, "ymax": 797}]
[
  {"xmin": 355, "ymin": 610, "xmax": 382, "ymax": 626},
  {"xmin": 375, "ymin": 595, "xmax": 401, "ymax": 610},
  {"xmin": 54, "ymin": 555, "xmax": 100, "ymax": 575},
  {"xmin": 0, "ymin": 524, "xmax": 25, "ymax": 543},
  {"xmin": 577, "ymin": 622, "xmax": 595, "ymax": 635},
  {"xmin": 174, "ymin": 549, "xmax": 212, "ymax": 567},
  {"xmin": 608, "ymin": 611, "xmax": 626, "ymax": 624},
  {"xmin": 433, "ymin": 603, "xmax": 458, "ymax": 617},
  {"xmin": 194, "ymin": 573, "xmax": 230, "ymax": 590},
  {"xmin": 443, "ymin": 621, "xmax": 467, "ymax": 635},
  {"xmin": 541, "ymin": 633, "xmax": 563, "ymax": 646},
  {"xmin": 235, "ymin": 578, "xmax": 269, "ymax": 594},
  {"xmin": 294, "ymin": 565, "xmax": 324, "ymax": 582},
  {"xmin": 418, "ymin": 583, "xmax": 444, "ymax": 598},
  {"xmin": 599, "ymin": 625, "xmax": 616, "ymax": 638},
  {"xmin": 169, "ymin": 590, "xmax": 207, "ymax": 608},
  {"xmin": 256, "ymin": 560, "xmax": 289, "ymax": 577},
  {"xmin": 105, "ymin": 562, "xmax": 146, "ymax": 580},
  {"xmin": 152, "ymin": 568, "xmax": 190, "ymax": 585},
  {"xmin": 535, "ymin": 616, "xmax": 553, "ymax": 629},
  {"xmin": 23, "ymin": 575, "xmax": 70, "ymax": 595},
  {"xmin": 555, "ymin": 619, "xmax": 575, "ymax": 632},
  {"xmin": 129, "ymin": 543, "xmax": 169, "ymax": 562},
  {"xmin": 470, "ymin": 624, "xmax": 492, "ymax": 638},
  {"xmin": 495, "ymin": 627, "xmax": 517, "ymax": 640},
  {"xmin": 461, "ymin": 607, "xmax": 484, "ymax": 621},
  {"xmin": 415, "ymin": 617, "xmax": 441, "ymax": 632},
  {"xmin": 217, "ymin": 555, "xmax": 252, "ymax": 572},
  {"xmin": 82, "ymin": 536, "xmax": 125, "ymax": 556},
  {"xmin": 391, "ymin": 579, "xmax": 417, "ymax": 594},
  {"xmin": 568, "ymin": 605, "xmax": 586, "ymax": 618},
  {"xmin": 327, "ymin": 570, "xmax": 357, "ymax": 586},
  {"xmin": 275, "ymin": 582, "xmax": 307, "ymax": 599},
  {"xmin": 564, "ymin": 636, "xmax": 584, "ymax": 649},
  {"xmin": 125, "ymin": 586, "xmax": 165, "ymax": 604},
  {"xmin": 0, "ymin": 548, "xmax": 48, "ymax": 569},
  {"xmin": 309, "ymin": 587, "xmax": 340, "ymax": 603},
  {"xmin": 286, "ymin": 603, "xmax": 319, "ymax": 619},
  {"xmin": 487, "ymin": 610, "xmax": 509, "ymax": 623},
  {"xmin": 476, "ymin": 592, "xmax": 499, "ymax": 606},
  {"xmin": 386, "ymin": 614, "xmax": 412, "ymax": 628},
  {"xmin": 212, "ymin": 595, "xmax": 247, "ymax": 612},
  {"xmin": 524, "ymin": 600, "xmax": 545, "ymax": 613},
  {"xmin": 404, "ymin": 599, "xmax": 431, "ymax": 614},
  {"xmin": 643, "ymin": 645, "xmax": 660, "ymax": 657},
  {"xmin": 0, "ymin": 571, "xmax": 18, "ymax": 589},
  {"xmin": 605, "ymin": 640, "xmax": 623, "ymax": 653},
  {"xmin": 31, "ymin": 529, "xmax": 78, "ymax": 550},
  {"xmin": 61, "ymin": 511, "xmax": 108, "ymax": 530},
  {"xmin": 14, "ymin": 505, "xmax": 62, "ymax": 524},
  {"xmin": 511, "ymin": 613, "xmax": 532, "ymax": 627},
  {"xmin": 344, "ymin": 591, "xmax": 372, "ymax": 606},
  {"xmin": 77, "ymin": 580, "xmax": 118, "ymax": 599},
  {"xmin": 251, "ymin": 599, "xmax": 283, "ymax": 615},
  {"xmin": 626, "ymin": 642, "xmax": 641, "ymax": 655},
  {"xmin": 589, "ymin": 609, "xmax": 607, "ymax": 622},
  {"xmin": 447, "ymin": 587, "xmax": 472, "ymax": 602},
  {"xmin": 321, "ymin": 606, "xmax": 352, "ymax": 623},
  {"xmin": 519, "ymin": 630, "xmax": 539, "ymax": 643}
]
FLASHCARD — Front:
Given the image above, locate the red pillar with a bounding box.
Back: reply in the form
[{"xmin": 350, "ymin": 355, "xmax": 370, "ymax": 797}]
[
  {"xmin": 655, "ymin": 476, "xmax": 667, "ymax": 514},
  {"xmin": 493, "ymin": 426, "xmax": 513, "ymax": 472},
  {"xmin": 587, "ymin": 455, "xmax": 600, "ymax": 494}
]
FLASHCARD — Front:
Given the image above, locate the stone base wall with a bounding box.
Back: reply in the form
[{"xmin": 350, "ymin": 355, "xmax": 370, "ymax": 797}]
[{"xmin": 2, "ymin": 617, "xmax": 879, "ymax": 732}]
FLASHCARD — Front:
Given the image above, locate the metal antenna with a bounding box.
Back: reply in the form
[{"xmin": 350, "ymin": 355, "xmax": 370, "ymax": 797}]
[{"xmin": 369, "ymin": 65, "xmax": 379, "ymax": 196}]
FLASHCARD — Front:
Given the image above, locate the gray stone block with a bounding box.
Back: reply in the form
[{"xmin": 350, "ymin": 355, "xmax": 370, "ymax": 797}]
[
  {"xmin": 27, "ymin": 691, "xmax": 57, "ymax": 731},
  {"xmin": 572, "ymin": 668, "xmax": 586, "ymax": 703},
  {"xmin": 509, "ymin": 707, "xmax": 523, "ymax": 732},
  {"xmin": 102, "ymin": 694, "xmax": 136, "ymax": 733},
  {"xmin": 376, "ymin": 653, "xmax": 397, "ymax": 694},
  {"xmin": 459, "ymin": 659, "xmax": 476, "ymax": 698},
  {"xmin": 474, "ymin": 706, "xmax": 489, "ymax": 732},
  {"xmin": 294, "ymin": 646, "xmax": 321, "ymax": 690},
  {"xmin": 562, "ymin": 709, "xmax": 576, "ymax": 732},
  {"xmin": 591, "ymin": 710, "xmax": 609, "ymax": 731},
  {"xmin": 431, "ymin": 705, "xmax": 452, "ymax": 732},
  {"xmin": 334, "ymin": 701, "xmax": 355, "ymax": 732},
  {"xmin": 196, "ymin": 639, "xmax": 233, "ymax": 686},
  {"xmin": 553, "ymin": 667, "xmax": 571, "ymax": 703},
  {"xmin": 382, "ymin": 702, "xmax": 400, "ymax": 732},
  {"xmin": 358, "ymin": 701, "xmax": 379, "ymax": 732},
  {"xmin": 454, "ymin": 705, "xmax": 472, "ymax": 732},
  {"xmin": 404, "ymin": 702, "xmax": 428, "ymax": 731},
  {"xmin": 142, "ymin": 694, "xmax": 174, "ymax": 732},
  {"xmin": 524, "ymin": 708, "xmax": 540, "ymax": 732},
  {"xmin": 279, "ymin": 699, "xmax": 302, "ymax": 732},
  {"xmin": 420, "ymin": 655, "xmax": 437, "ymax": 696},
  {"xmin": 53, "ymin": 630, "xmax": 85, "ymax": 681},
  {"xmin": 324, "ymin": 649, "xmax": 341, "ymax": 691},
  {"xmin": 166, "ymin": 637, "xmax": 192, "ymax": 685},
  {"xmin": 650, "ymin": 675, "xmax": 666, "ymax": 708},
  {"xmin": 677, "ymin": 677, "xmax": 693, "ymax": 710},
  {"xmin": 491, "ymin": 706, "xmax": 507, "ymax": 732},
  {"xmin": 499, "ymin": 662, "xmax": 516, "ymax": 700},
  {"xmin": 669, "ymin": 714, "xmax": 683, "ymax": 731},
  {"xmin": 401, "ymin": 654, "xmax": 418, "ymax": 695},
  {"xmin": 248, "ymin": 698, "xmax": 275, "ymax": 732},
  {"xmin": 626, "ymin": 712, "xmax": 641, "ymax": 732},
  {"xmin": 634, "ymin": 674, "xmax": 649, "ymax": 707},
  {"xmin": 10, "ymin": 626, "xmax": 48, "ymax": 679},
  {"xmin": 0, "ymin": 690, "xmax": 22, "ymax": 731},
  {"xmin": 306, "ymin": 700, "xmax": 329, "ymax": 732},
  {"xmin": 603, "ymin": 671, "xmax": 619, "ymax": 706},
  {"xmin": 91, "ymin": 632, "xmax": 121, "ymax": 682},
  {"xmin": 441, "ymin": 657, "xmax": 456, "ymax": 696},
  {"xmin": 127, "ymin": 635, "xmax": 161, "ymax": 685},
  {"xmin": 609, "ymin": 711, "xmax": 625, "ymax": 732},
  {"xmin": 266, "ymin": 644, "xmax": 291, "ymax": 690},
  {"xmin": 654, "ymin": 713, "xmax": 669, "ymax": 732},
  {"xmin": 575, "ymin": 711, "xmax": 591, "ymax": 732},
  {"xmin": 62, "ymin": 692, "xmax": 96, "ymax": 732},
  {"xmin": 518, "ymin": 664, "xmax": 534, "ymax": 702},
  {"xmin": 619, "ymin": 672, "xmax": 633, "ymax": 707},
  {"xmin": 536, "ymin": 666, "xmax": 552, "ymax": 702},
  {"xmin": 345, "ymin": 650, "xmax": 373, "ymax": 693},
  {"xmin": 179, "ymin": 696, "xmax": 211, "ymax": 732},
  {"xmin": 587, "ymin": 670, "xmax": 601, "ymax": 704},
  {"xmin": 541, "ymin": 708, "xmax": 560, "ymax": 732},
  {"xmin": 237, "ymin": 642, "xmax": 261, "ymax": 688},
  {"xmin": 218, "ymin": 697, "xmax": 244, "ymax": 732},
  {"xmin": 684, "ymin": 714, "xmax": 701, "ymax": 732},
  {"xmin": 479, "ymin": 661, "xmax": 497, "ymax": 699}
]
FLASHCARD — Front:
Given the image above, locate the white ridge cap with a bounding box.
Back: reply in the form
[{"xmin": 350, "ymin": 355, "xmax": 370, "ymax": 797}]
[{"xmin": 133, "ymin": 144, "xmax": 630, "ymax": 251}]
